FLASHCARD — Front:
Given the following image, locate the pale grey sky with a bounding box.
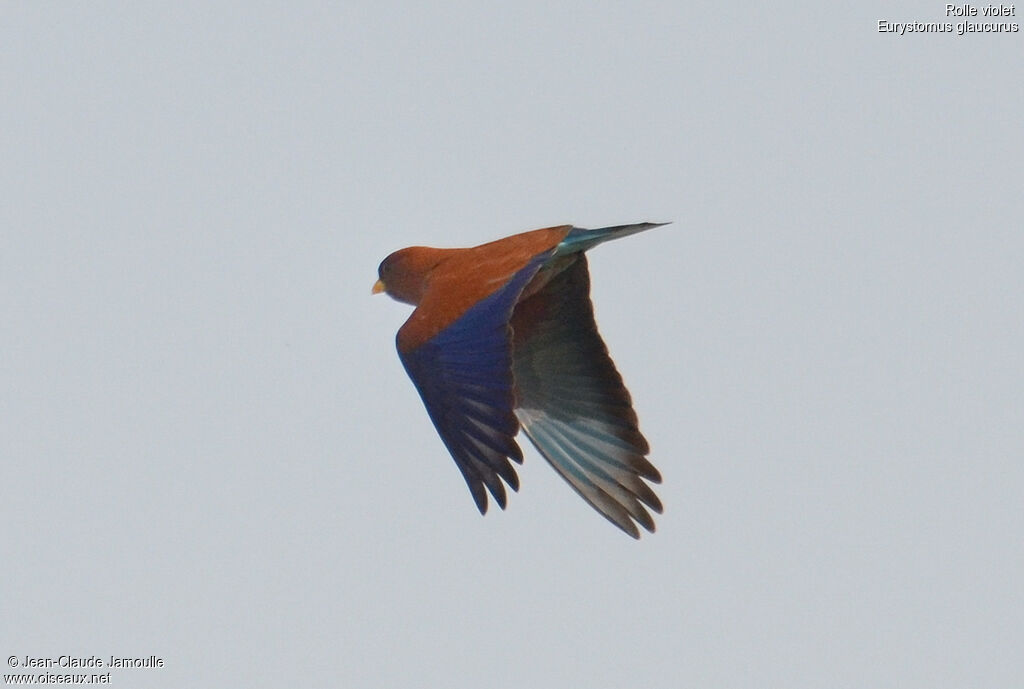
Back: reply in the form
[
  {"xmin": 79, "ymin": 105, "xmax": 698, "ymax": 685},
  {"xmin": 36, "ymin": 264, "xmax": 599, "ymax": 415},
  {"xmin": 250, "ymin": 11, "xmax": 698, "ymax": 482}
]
[{"xmin": 3, "ymin": 2, "xmax": 1022, "ymax": 688}]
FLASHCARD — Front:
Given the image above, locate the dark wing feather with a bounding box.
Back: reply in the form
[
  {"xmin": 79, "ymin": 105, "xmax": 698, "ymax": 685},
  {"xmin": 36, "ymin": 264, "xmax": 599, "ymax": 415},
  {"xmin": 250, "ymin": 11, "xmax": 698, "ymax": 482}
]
[
  {"xmin": 399, "ymin": 253, "xmax": 552, "ymax": 513},
  {"xmin": 511, "ymin": 255, "xmax": 662, "ymax": 538}
]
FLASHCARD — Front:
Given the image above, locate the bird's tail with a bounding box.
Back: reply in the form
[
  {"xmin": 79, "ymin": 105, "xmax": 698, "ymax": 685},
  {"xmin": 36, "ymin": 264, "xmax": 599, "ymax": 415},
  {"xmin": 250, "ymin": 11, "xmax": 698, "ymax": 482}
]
[{"xmin": 557, "ymin": 222, "xmax": 670, "ymax": 255}]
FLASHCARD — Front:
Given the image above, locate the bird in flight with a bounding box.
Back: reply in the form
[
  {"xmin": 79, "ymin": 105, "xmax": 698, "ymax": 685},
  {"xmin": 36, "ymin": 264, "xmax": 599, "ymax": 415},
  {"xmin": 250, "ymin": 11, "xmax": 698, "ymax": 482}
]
[{"xmin": 373, "ymin": 222, "xmax": 667, "ymax": 538}]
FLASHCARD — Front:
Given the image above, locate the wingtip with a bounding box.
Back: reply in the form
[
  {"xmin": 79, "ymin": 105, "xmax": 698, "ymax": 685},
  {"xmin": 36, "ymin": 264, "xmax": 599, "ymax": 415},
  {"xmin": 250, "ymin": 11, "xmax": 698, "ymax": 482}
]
[
  {"xmin": 616, "ymin": 513, "xmax": 659, "ymax": 539},
  {"xmin": 620, "ymin": 520, "xmax": 642, "ymax": 540},
  {"xmin": 469, "ymin": 482, "xmax": 489, "ymax": 515}
]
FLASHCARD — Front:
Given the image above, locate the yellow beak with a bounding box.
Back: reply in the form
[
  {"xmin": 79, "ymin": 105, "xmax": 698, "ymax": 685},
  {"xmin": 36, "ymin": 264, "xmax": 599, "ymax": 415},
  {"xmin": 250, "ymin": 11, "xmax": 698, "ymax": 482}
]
[{"xmin": 371, "ymin": 279, "xmax": 386, "ymax": 295}]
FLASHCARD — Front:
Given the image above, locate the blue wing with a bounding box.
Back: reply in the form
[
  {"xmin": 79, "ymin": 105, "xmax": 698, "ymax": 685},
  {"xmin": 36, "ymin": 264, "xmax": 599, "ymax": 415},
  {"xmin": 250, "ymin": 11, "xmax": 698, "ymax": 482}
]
[
  {"xmin": 398, "ymin": 252, "xmax": 553, "ymax": 514},
  {"xmin": 511, "ymin": 255, "xmax": 662, "ymax": 538}
]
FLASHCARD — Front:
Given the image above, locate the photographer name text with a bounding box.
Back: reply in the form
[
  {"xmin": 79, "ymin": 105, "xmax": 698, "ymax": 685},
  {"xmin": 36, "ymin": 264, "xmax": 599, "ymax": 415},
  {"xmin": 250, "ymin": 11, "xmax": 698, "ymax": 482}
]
[{"xmin": 16, "ymin": 656, "xmax": 163, "ymax": 669}]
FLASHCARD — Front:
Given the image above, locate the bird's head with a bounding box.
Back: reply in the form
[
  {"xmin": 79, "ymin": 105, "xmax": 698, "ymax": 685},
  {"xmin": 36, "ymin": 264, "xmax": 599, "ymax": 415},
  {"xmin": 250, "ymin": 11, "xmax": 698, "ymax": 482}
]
[{"xmin": 373, "ymin": 247, "xmax": 446, "ymax": 306}]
